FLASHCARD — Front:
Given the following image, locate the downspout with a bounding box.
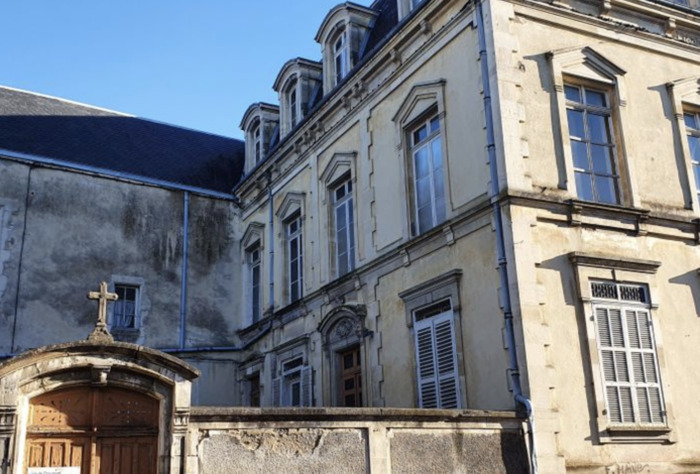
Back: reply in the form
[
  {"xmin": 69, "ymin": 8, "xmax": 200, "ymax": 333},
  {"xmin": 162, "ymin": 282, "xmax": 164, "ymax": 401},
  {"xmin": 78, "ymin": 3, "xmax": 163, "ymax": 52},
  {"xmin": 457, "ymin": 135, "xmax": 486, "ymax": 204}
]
[
  {"xmin": 267, "ymin": 171, "xmax": 275, "ymax": 313},
  {"xmin": 475, "ymin": 1, "xmax": 538, "ymax": 472},
  {"xmin": 179, "ymin": 191, "xmax": 190, "ymax": 350}
]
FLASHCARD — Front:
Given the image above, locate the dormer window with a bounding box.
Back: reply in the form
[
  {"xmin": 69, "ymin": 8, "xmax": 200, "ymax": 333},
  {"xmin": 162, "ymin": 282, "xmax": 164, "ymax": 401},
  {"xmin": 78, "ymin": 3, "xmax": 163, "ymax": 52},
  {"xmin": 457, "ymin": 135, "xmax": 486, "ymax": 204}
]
[
  {"xmin": 398, "ymin": 0, "xmax": 424, "ymax": 19},
  {"xmin": 333, "ymin": 31, "xmax": 349, "ymax": 86},
  {"xmin": 240, "ymin": 103, "xmax": 280, "ymax": 173},
  {"xmin": 316, "ymin": 4, "xmax": 377, "ymax": 94},
  {"xmin": 273, "ymin": 59, "xmax": 322, "ymax": 138}
]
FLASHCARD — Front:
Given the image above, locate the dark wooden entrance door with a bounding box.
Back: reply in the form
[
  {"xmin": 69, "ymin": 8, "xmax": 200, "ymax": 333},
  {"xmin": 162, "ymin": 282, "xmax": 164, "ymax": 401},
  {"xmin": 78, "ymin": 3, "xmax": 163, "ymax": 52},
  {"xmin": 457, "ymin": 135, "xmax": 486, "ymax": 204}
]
[{"xmin": 26, "ymin": 386, "xmax": 159, "ymax": 474}]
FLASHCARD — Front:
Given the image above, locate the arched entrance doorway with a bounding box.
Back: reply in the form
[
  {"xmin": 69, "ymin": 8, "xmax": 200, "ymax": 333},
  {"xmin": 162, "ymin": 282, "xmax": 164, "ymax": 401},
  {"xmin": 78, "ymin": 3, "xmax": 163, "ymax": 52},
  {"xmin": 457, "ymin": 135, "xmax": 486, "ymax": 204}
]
[{"xmin": 25, "ymin": 386, "xmax": 159, "ymax": 473}]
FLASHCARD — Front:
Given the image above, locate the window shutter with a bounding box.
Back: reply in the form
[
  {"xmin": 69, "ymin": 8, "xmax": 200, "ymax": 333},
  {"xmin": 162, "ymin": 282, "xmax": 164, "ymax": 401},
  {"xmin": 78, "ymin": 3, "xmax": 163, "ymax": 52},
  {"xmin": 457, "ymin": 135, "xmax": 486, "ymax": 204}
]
[
  {"xmin": 301, "ymin": 366, "xmax": 313, "ymax": 407},
  {"xmin": 414, "ymin": 310, "xmax": 460, "ymax": 409},
  {"xmin": 272, "ymin": 377, "xmax": 281, "ymax": 407}
]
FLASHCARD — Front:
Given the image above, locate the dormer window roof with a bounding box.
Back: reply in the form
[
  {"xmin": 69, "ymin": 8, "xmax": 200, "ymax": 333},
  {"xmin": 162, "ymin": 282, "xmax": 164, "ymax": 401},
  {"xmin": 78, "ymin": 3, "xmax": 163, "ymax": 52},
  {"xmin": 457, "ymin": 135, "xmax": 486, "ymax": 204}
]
[
  {"xmin": 315, "ymin": 2, "xmax": 377, "ymax": 94},
  {"xmin": 240, "ymin": 102, "xmax": 280, "ymax": 173},
  {"xmin": 273, "ymin": 58, "xmax": 322, "ymax": 138}
]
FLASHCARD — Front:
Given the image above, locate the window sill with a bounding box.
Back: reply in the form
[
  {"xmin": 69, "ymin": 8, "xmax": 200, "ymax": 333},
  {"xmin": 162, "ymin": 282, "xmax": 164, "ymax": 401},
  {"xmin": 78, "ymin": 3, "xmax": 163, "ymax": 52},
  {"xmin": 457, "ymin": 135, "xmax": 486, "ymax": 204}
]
[
  {"xmin": 567, "ymin": 199, "xmax": 651, "ymax": 234},
  {"xmin": 599, "ymin": 424, "xmax": 673, "ymax": 444}
]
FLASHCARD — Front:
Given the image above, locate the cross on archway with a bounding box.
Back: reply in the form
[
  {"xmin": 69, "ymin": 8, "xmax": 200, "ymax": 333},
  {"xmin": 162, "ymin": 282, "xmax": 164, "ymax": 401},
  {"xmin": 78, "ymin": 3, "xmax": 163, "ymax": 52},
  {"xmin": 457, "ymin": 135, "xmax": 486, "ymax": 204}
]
[{"xmin": 87, "ymin": 281, "xmax": 118, "ymax": 342}]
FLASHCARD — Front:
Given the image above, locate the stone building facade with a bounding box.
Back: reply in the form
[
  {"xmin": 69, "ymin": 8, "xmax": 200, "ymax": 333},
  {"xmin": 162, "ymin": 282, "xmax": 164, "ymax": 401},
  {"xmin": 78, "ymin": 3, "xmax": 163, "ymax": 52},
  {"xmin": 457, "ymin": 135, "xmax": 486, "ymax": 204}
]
[{"xmin": 1, "ymin": 0, "xmax": 700, "ymax": 472}]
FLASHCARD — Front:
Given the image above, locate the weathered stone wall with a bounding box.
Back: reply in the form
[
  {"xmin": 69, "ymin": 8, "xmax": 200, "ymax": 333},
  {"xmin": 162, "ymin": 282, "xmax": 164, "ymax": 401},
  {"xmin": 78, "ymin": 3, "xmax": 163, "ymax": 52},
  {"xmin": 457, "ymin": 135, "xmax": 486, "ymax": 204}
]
[{"xmin": 186, "ymin": 408, "xmax": 528, "ymax": 474}]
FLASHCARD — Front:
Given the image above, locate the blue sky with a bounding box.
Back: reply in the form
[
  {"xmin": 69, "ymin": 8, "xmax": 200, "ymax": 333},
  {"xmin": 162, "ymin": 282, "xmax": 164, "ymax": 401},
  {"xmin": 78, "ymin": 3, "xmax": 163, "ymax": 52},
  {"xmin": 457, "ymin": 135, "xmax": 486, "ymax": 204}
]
[{"xmin": 2, "ymin": 1, "xmax": 371, "ymax": 139}]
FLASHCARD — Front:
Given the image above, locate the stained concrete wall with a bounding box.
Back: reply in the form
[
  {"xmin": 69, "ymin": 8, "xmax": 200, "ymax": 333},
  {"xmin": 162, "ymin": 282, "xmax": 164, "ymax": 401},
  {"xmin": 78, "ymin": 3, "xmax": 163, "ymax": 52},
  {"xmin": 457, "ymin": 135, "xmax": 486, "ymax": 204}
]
[{"xmin": 187, "ymin": 408, "xmax": 528, "ymax": 474}]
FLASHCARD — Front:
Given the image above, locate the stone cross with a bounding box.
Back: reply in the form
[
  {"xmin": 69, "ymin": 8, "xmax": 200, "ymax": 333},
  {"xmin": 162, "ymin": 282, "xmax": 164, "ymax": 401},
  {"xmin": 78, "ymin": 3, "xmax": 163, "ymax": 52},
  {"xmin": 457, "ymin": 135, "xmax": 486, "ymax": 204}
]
[{"xmin": 86, "ymin": 281, "xmax": 118, "ymax": 343}]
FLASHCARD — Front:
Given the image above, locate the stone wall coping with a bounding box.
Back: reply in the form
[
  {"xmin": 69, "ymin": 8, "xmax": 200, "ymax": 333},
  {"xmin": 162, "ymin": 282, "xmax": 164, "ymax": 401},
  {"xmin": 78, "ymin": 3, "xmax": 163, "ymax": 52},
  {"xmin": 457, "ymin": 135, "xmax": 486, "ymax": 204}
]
[
  {"xmin": 189, "ymin": 407, "xmax": 522, "ymax": 424},
  {"xmin": 0, "ymin": 341, "xmax": 200, "ymax": 381}
]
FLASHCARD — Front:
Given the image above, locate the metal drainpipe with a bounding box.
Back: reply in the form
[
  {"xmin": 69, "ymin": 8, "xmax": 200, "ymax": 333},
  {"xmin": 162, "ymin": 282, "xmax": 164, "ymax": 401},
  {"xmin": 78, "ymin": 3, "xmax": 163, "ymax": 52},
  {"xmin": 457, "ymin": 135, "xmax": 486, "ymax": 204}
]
[
  {"xmin": 267, "ymin": 171, "xmax": 275, "ymax": 313},
  {"xmin": 475, "ymin": 0, "xmax": 538, "ymax": 472},
  {"xmin": 179, "ymin": 191, "xmax": 190, "ymax": 350}
]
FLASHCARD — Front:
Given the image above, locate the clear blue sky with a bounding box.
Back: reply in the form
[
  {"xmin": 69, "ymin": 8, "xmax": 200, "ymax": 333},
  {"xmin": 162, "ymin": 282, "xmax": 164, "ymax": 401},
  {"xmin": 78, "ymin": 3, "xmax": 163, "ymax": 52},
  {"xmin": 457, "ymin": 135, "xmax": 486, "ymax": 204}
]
[{"xmin": 2, "ymin": 1, "xmax": 371, "ymax": 140}]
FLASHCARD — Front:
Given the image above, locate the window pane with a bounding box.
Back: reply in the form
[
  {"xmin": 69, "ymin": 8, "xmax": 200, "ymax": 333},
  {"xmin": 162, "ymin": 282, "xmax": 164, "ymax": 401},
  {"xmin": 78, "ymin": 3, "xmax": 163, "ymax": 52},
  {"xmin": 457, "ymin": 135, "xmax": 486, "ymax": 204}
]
[
  {"xmin": 694, "ymin": 164, "xmax": 700, "ymax": 191},
  {"xmin": 414, "ymin": 148, "xmax": 430, "ymax": 178},
  {"xmin": 416, "ymin": 176, "xmax": 431, "ymax": 210},
  {"xmin": 587, "ymin": 114, "xmax": 610, "ymax": 144},
  {"xmin": 430, "ymin": 116, "xmax": 440, "ymax": 133},
  {"xmin": 348, "ymin": 199, "xmax": 355, "ymax": 268},
  {"xmin": 591, "ymin": 144, "xmax": 614, "ymax": 175},
  {"xmin": 585, "ymin": 89, "xmax": 606, "ymax": 107},
  {"xmin": 564, "ymin": 85, "xmax": 581, "ymax": 102},
  {"xmin": 431, "ymin": 137, "xmax": 443, "ymax": 171},
  {"xmin": 571, "ymin": 140, "xmax": 589, "ymax": 170},
  {"xmin": 688, "ymin": 135, "xmax": 700, "ymax": 162},
  {"xmin": 414, "ymin": 125, "xmax": 428, "ymax": 144},
  {"xmin": 575, "ymin": 172, "xmax": 594, "ymax": 201},
  {"xmin": 566, "ymin": 109, "xmax": 585, "ymax": 138},
  {"xmin": 684, "ymin": 113, "xmax": 697, "ymax": 130},
  {"xmin": 594, "ymin": 176, "xmax": 619, "ymax": 205}
]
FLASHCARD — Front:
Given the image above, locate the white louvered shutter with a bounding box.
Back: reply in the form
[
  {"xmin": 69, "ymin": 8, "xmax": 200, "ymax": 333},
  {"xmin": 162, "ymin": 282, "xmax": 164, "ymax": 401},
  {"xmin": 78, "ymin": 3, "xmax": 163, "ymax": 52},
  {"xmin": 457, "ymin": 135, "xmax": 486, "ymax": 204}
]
[
  {"xmin": 300, "ymin": 366, "xmax": 313, "ymax": 407},
  {"xmin": 414, "ymin": 310, "xmax": 460, "ymax": 409},
  {"xmin": 595, "ymin": 305, "xmax": 665, "ymax": 425}
]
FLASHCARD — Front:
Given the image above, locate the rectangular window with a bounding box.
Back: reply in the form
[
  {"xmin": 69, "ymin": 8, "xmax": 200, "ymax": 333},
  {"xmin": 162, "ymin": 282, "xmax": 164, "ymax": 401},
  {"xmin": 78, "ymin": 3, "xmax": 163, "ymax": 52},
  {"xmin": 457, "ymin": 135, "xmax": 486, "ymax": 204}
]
[
  {"xmin": 254, "ymin": 125, "xmax": 262, "ymax": 164},
  {"xmin": 592, "ymin": 282, "xmax": 666, "ymax": 426},
  {"xmin": 410, "ymin": 114, "xmax": 446, "ymax": 234},
  {"xmin": 334, "ymin": 32, "xmax": 349, "ymax": 85},
  {"xmin": 277, "ymin": 357, "xmax": 312, "ymax": 407},
  {"xmin": 684, "ymin": 112, "xmax": 700, "ymax": 202},
  {"xmin": 333, "ymin": 178, "xmax": 355, "ymax": 277},
  {"xmin": 246, "ymin": 373, "xmax": 260, "ymax": 407},
  {"xmin": 287, "ymin": 215, "xmax": 303, "ymax": 303},
  {"xmin": 290, "ymin": 88, "xmax": 298, "ymax": 128},
  {"xmin": 565, "ymin": 84, "xmax": 620, "ymax": 205},
  {"xmin": 339, "ymin": 346, "xmax": 362, "ymax": 407},
  {"xmin": 248, "ymin": 246, "xmax": 262, "ymax": 323},
  {"xmin": 413, "ymin": 300, "xmax": 460, "ymax": 409},
  {"xmin": 113, "ymin": 285, "xmax": 138, "ymax": 329}
]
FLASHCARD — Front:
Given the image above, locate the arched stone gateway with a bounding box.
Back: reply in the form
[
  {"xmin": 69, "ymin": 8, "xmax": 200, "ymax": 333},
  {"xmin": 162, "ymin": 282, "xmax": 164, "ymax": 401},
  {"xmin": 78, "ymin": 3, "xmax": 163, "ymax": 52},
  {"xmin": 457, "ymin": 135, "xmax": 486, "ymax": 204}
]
[{"xmin": 0, "ymin": 340, "xmax": 198, "ymax": 474}]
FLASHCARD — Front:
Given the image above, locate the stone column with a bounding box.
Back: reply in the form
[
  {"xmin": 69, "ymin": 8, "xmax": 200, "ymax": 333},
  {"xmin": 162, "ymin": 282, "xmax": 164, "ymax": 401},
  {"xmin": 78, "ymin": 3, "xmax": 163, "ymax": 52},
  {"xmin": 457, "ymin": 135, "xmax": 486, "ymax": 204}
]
[{"xmin": 0, "ymin": 406, "xmax": 16, "ymax": 474}]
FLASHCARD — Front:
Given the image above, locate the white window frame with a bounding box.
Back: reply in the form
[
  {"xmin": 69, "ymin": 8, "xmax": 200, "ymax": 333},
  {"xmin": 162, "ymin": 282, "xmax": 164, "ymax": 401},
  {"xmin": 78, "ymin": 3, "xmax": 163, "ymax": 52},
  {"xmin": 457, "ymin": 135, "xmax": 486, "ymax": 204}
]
[
  {"xmin": 289, "ymin": 83, "xmax": 298, "ymax": 129},
  {"xmin": 412, "ymin": 299, "xmax": 461, "ymax": 409},
  {"xmin": 247, "ymin": 244, "xmax": 262, "ymax": 323},
  {"xmin": 273, "ymin": 355, "xmax": 312, "ymax": 407},
  {"xmin": 569, "ymin": 252, "xmax": 674, "ymax": 444},
  {"xmin": 591, "ymin": 282, "xmax": 666, "ymax": 427},
  {"xmin": 333, "ymin": 30, "xmax": 349, "ymax": 86},
  {"xmin": 667, "ymin": 77, "xmax": 700, "ymax": 212},
  {"xmin": 409, "ymin": 112, "xmax": 446, "ymax": 234},
  {"xmin": 683, "ymin": 111, "xmax": 700, "ymax": 206},
  {"xmin": 253, "ymin": 123, "xmax": 262, "ymax": 164},
  {"xmin": 286, "ymin": 213, "xmax": 303, "ymax": 303},
  {"xmin": 332, "ymin": 177, "xmax": 355, "ymax": 277},
  {"xmin": 112, "ymin": 284, "xmax": 140, "ymax": 329},
  {"xmin": 564, "ymin": 84, "xmax": 621, "ymax": 205}
]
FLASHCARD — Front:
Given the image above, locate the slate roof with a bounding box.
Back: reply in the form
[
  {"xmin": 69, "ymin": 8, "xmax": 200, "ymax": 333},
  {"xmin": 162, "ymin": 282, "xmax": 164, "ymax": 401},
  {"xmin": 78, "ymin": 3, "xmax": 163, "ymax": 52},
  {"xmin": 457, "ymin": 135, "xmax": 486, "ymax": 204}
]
[{"xmin": 0, "ymin": 87, "xmax": 245, "ymax": 194}]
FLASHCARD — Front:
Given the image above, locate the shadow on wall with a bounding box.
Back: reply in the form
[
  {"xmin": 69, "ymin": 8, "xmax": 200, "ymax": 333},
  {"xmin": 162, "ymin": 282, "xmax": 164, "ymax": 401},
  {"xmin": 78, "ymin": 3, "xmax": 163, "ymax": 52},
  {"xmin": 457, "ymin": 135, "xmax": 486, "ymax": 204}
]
[
  {"xmin": 669, "ymin": 269, "xmax": 700, "ymax": 317},
  {"xmin": 0, "ymin": 115, "xmax": 245, "ymax": 193}
]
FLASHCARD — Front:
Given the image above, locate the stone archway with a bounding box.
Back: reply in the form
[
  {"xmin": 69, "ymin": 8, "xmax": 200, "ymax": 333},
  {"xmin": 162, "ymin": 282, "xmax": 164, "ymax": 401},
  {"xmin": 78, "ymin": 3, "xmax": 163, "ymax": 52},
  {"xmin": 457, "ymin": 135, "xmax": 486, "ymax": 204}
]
[{"xmin": 0, "ymin": 341, "xmax": 198, "ymax": 474}]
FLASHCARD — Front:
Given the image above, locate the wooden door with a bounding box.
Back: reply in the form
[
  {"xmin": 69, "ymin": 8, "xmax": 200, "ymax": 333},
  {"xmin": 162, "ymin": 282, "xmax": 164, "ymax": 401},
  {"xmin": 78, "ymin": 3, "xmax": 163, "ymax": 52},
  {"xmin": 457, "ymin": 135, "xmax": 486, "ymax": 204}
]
[
  {"xmin": 26, "ymin": 387, "xmax": 159, "ymax": 474},
  {"xmin": 340, "ymin": 346, "xmax": 362, "ymax": 407}
]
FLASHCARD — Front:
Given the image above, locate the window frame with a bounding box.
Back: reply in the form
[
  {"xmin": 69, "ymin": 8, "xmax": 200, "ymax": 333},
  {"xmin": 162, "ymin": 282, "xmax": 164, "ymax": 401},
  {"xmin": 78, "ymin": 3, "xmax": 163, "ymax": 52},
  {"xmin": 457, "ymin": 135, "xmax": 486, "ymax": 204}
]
[
  {"xmin": 569, "ymin": 253, "xmax": 675, "ymax": 444},
  {"xmin": 548, "ymin": 47, "xmax": 640, "ymax": 208},
  {"xmin": 668, "ymin": 76, "xmax": 700, "ymax": 213},
  {"xmin": 285, "ymin": 212, "xmax": 304, "ymax": 303},
  {"xmin": 333, "ymin": 29, "xmax": 349, "ymax": 86},
  {"xmin": 683, "ymin": 111, "xmax": 700, "ymax": 208},
  {"xmin": 564, "ymin": 83, "xmax": 621, "ymax": 205},
  {"xmin": 112, "ymin": 284, "xmax": 139, "ymax": 329},
  {"xmin": 247, "ymin": 244, "xmax": 262, "ymax": 324},
  {"xmin": 408, "ymin": 110, "xmax": 447, "ymax": 235},
  {"xmin": 332, "ymin": 176, "xmax": 356, "ymax": 277}
]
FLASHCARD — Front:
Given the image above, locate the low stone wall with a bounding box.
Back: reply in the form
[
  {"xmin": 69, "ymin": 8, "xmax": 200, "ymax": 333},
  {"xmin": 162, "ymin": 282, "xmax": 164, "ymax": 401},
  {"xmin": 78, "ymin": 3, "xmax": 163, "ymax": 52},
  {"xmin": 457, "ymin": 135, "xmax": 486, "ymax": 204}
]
[{"xmin": 184, "ymin": 408, "xmax": 528, "ymax": 474}]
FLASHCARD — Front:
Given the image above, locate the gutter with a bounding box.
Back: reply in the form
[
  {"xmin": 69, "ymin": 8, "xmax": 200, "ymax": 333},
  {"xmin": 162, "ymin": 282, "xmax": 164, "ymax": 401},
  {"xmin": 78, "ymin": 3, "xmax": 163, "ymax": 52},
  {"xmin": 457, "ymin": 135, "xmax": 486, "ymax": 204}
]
[{"xmin": 475, "ymin": 1, "xmax": 538, "ymax": 472}]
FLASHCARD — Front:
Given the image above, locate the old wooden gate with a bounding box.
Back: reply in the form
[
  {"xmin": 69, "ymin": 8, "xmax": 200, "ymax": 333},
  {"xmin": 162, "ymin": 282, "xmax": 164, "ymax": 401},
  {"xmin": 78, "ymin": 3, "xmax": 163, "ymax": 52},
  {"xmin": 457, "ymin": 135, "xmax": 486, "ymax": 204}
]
[{"xmin": 25, "ymin": 386, "xmax": 159, "ymax": 474}]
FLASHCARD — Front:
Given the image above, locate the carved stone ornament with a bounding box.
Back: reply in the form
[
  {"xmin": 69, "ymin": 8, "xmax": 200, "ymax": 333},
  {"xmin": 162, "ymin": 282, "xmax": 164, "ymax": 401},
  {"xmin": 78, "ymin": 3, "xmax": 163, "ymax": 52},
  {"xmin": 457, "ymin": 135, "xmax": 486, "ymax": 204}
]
[
  {"xmin": 329, "ymin": 318, "xmax": 360, "ymax": 344},
  {"xmin": 86, "ymin": 281, "xmax": 117, "ymax": 343}
]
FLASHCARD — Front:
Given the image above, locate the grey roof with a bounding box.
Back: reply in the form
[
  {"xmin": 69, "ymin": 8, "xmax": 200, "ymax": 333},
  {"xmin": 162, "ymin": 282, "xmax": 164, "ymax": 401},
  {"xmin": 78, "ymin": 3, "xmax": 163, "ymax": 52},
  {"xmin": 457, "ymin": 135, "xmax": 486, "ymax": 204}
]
[{"xmin": 0, "ymin": 87, "xmax": 245, "ymax": 194}]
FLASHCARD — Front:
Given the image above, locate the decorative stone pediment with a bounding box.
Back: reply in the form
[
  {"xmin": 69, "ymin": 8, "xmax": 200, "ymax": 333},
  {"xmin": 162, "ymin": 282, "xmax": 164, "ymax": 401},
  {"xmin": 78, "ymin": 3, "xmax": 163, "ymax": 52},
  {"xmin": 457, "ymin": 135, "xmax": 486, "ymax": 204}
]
[
  {"xmin": 242, "ymin": 222, "xmax": 265, "ymax": 250},
  {"xmin": 320, "ymin": 152, "xmax": 357, "ymax": 186},
  {"xmin": 276, "ymin": 192, "xmax": 305, "ymax": 221}
]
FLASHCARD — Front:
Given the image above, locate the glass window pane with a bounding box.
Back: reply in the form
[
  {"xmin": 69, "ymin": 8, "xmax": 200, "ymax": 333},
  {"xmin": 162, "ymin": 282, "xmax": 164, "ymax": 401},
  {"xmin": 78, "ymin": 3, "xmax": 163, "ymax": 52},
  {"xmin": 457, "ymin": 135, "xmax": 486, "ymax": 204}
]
[
  {"xmin": 594, "ymin": 176, "xmax": 619, "ymax": 205},
  {"xmin": 430, "ymin": 116, "xmax": 440, "ymax": 133},
  {"xmin": 575, "ymin": 172, "xmax": 594, "ymax": 201},
  {"xmin": 567, "ymin": 109, "xmax": 585, "ymax": 138},
  {"xmin": 684, "ymin": 113, "xmax": 697, "ymax": 130},
  {"xmin": 564, "ymin": 85, "xmax": 581, "ymax": 103},
  {"xmin": 418, "ymin": 206, "xmax": 433, "ymax": 233},
  {"xmin": 435, "ymin": 196, "xmax": 446, "ymax": 223},
  {"xmin": 416, "ymin": 177, "xmax": 431, "ymax": 209},
  {"xmin": 431, "ymin": 138, "xmax": 442, "ymax": 170},
  {"xmin": 414, "ymin": 148, "xmax": 429, "ymax": 178},
  {"xmin": 591, "ymin": 144, "xmax": 614, "ymax": 175},
  {"xmin": 585, "ymin": 89, "xmax": 606, "ymax": 107},
  {"xmin": 571, "ymin": 140, "xmax": 589, "ymax": 170},
  {"xmin": 588, "ymin": 114, "xmax": 610, "ymax": 144},
  {"xmin": 694, "ymin": 164, "xmax": 700, "ymax": 190},
  {"xmin": 688, "ymin": 136, "xmax": 700, "ymax": 163}
]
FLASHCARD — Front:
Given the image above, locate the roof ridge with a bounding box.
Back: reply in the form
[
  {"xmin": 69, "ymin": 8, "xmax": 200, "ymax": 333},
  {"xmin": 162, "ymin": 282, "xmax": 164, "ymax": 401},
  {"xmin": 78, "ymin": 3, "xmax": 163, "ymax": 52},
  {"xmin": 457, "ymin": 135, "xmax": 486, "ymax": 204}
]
[{"xmin": 0, "ymin": 85, "xmax": 134, "ymax": 117}]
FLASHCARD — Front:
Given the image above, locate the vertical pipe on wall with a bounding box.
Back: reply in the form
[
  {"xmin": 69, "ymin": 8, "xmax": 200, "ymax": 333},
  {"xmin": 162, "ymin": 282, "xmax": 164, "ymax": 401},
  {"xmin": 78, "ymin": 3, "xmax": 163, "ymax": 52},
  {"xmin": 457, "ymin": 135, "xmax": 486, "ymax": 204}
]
[
  {"xmin": 475, "ymin": 1, "xmax": 538, "ymax": 472},
  {"xmin": 179, "ymin": 191, "xmax": 190, "ymax": 350},
  {"xmin": 267, "ymin": 171, "xmax": 275, "ymax": 313}
]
